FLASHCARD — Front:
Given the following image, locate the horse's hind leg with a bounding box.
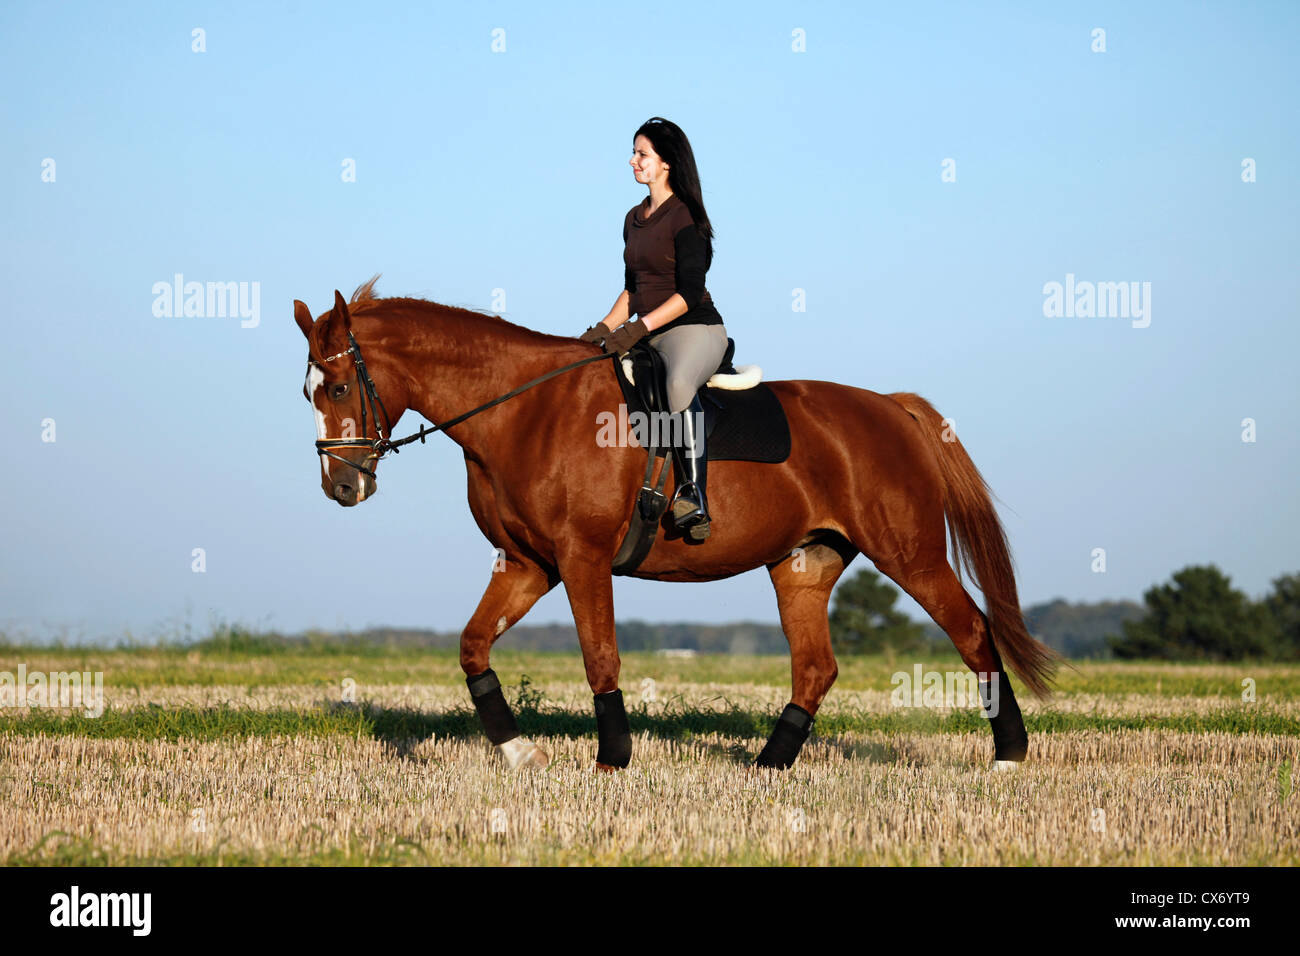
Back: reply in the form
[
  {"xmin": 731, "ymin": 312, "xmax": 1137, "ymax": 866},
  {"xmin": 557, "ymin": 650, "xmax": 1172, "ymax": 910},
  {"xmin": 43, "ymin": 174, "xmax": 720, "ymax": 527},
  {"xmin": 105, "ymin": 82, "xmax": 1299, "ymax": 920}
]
[
  {"xmin": 460, "ymin": 556, "xmax": 559, "ymax": 770},
  {"xmin": 756, "ymin": 538, "xmax": 855, "ymax": 769},
  {"xmin": 897, "ymin": 564, "xmax": 1028, "ymax": 766},
  {"xmin": 856, "ymin": 516, "xmax": 1029, "ymax": 767}
]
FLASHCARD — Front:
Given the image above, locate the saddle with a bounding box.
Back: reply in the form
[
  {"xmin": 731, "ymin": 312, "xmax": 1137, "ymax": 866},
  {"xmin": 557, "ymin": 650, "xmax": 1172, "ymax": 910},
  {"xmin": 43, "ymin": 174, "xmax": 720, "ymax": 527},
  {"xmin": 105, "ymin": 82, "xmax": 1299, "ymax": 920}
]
[
  {"xmin": 613, "ymin": 339, "xmax": 791, "ymax": 463},
  {"xmin": 610, "ymin": 338, "xmax": 791, "ymax": 575}
]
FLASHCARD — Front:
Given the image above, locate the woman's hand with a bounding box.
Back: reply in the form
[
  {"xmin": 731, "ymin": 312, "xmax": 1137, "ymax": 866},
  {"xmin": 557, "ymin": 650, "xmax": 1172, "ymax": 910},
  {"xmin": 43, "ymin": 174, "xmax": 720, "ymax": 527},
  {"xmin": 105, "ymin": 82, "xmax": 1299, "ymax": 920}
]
[
  {"xmin": 578, "ymin": 324, "xmax": 608, "ymax": 344},
  {"xmin": 602, "ymin": 319, "xmax": 649, "ymax": 354}
]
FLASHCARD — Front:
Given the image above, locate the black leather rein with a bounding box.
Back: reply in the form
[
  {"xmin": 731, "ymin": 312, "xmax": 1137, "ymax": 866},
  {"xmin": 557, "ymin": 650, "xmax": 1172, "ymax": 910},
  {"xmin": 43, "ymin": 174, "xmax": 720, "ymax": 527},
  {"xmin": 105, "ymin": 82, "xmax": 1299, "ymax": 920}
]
[{"xmin": 312, "ymin": 332, "xmax": 617, "ymax": 478}]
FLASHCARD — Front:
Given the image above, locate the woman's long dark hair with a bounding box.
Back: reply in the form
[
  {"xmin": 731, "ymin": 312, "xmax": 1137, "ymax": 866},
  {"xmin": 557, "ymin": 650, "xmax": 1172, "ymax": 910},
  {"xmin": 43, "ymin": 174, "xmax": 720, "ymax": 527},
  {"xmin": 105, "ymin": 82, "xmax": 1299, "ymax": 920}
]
[{"xmin": 634, "ymin": 117, "xmax": 714, "ymax": 267}]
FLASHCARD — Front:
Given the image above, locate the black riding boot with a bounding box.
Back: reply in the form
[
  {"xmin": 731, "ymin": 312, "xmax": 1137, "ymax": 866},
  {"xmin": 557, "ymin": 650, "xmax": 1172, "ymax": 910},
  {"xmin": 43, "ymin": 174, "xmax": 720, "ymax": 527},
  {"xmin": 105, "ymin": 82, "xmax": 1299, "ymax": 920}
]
[{"xmin": 670, "ymin": 395, "xmax": 711, "ymax": 541}]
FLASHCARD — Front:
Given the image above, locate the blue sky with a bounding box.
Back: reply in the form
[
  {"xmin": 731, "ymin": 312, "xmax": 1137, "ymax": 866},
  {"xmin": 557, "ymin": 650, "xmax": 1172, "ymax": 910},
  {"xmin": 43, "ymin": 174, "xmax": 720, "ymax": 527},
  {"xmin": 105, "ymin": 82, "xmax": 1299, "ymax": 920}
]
[{"xmin": 1, "ymin": 1, "xmax": 1297, "ymax": 643}]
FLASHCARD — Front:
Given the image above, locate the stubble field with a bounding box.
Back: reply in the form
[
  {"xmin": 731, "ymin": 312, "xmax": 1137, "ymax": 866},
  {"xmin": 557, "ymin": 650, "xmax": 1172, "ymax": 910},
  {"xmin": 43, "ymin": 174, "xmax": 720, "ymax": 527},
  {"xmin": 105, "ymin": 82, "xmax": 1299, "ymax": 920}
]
[{"xmin": 1, "ymin": 646, "xmax": 1296, "ymax": 865}]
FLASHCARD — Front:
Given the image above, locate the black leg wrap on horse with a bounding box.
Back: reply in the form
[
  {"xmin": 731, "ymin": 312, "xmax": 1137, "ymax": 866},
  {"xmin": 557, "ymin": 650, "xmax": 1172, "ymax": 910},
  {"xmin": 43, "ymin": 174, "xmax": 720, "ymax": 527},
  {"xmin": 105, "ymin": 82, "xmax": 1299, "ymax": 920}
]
[
  {"xmin": 594, "ymin": 690, "xmax": 632, "ymax": 767},
  {"xmin": 467, "ymin": 669, "xmax": 519, "ymax": 746},
  {"xmin": 981, "ymin": 672, "xmax": 1028, "ymax": 761},
  {"xmin": 755, "ymin": 703, "xmax": 814, "ymax": 769}
]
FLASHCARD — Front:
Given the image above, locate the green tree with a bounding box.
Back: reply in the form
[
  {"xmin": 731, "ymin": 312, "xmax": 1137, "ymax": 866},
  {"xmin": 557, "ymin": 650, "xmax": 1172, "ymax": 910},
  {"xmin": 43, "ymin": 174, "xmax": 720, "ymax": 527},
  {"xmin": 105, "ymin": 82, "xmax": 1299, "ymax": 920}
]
[
  {"xmin": 829, "ymin": 568, "xmax": 928, "ymax": 657},
  {"xmin": 1262, "ymin": 572, "xmax": 1300, "ymax": 660},
  {"xmin": 1108, "ymin": 564, "xmax": 1274, "ymax": 661}
]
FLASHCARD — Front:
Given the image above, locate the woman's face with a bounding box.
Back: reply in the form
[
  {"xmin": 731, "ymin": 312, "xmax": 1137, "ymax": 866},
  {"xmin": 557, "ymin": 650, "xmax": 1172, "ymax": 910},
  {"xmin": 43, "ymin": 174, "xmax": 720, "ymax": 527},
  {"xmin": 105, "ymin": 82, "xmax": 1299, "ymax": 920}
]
[{"xmin": 630, "ymin": 135, "xmax": 669, "ymax": 186}]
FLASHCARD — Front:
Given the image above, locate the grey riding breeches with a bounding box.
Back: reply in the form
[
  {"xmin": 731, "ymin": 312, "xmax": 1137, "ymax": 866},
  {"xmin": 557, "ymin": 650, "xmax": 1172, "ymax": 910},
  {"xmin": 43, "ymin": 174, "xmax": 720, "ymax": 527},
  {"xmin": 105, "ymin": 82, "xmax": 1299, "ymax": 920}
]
[{"xmin": 646, "ymin": 323, "xmax": 729, "ymax": 414}]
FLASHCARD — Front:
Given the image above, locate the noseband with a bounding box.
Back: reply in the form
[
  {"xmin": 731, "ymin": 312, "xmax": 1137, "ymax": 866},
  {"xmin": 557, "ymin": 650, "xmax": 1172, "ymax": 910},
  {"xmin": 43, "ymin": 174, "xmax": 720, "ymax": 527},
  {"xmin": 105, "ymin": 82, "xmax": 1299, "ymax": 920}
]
[{"xmin": 312, "ymin": 331, "xmax": 393, "ymax": 480}]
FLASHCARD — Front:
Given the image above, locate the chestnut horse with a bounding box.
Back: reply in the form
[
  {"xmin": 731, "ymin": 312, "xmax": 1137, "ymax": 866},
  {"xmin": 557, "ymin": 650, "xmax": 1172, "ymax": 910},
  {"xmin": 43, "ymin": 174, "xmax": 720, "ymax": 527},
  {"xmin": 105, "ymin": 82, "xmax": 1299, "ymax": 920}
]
[{"xmin": 295, "ymin": 279, "xmax": 1056, "ymax": 771}]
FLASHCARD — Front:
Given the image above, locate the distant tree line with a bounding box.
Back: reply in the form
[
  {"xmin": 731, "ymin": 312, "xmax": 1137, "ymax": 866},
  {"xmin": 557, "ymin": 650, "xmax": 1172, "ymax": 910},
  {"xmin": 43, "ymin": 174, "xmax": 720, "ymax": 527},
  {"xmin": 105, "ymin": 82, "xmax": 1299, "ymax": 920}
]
[
  {"xmin": 138, "ymin": 564, "xmax": 1296, "ymax": 663},
  {"xmin": 309, "ymin": 620, "xmax": 792, "ymax": 655},
  {"xmin": 826, "ymin": 564, "xmax": 1300, "ymax": 662}
]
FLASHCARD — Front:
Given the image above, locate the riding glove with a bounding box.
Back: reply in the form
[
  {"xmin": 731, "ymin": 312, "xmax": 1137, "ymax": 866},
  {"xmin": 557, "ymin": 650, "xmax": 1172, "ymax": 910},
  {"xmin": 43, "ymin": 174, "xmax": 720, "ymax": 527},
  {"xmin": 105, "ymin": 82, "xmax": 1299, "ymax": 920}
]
[{"xmin": 602, "ymin": 320, "xmax": 649, "ymax": 354}]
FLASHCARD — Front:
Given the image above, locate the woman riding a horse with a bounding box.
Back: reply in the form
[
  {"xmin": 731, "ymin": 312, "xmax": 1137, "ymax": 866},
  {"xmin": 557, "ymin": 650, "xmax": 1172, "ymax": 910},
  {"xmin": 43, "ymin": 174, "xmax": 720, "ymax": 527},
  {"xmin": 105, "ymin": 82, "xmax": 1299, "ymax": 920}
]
[{"xmin": 581, "ymin": 117, "xmax": 727, "ymax": 542}]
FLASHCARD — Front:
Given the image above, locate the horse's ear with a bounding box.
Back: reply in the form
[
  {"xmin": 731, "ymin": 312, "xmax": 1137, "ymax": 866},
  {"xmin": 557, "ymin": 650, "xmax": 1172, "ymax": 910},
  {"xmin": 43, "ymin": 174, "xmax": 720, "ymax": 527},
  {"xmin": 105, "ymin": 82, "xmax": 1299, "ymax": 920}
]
[
  {"xmin": 293, "ymin": 300, "xmax": 314, "ymax": 339},
  {"xmin": 332, "ymin": 290, "xmax": 352, "ymax": 335}
]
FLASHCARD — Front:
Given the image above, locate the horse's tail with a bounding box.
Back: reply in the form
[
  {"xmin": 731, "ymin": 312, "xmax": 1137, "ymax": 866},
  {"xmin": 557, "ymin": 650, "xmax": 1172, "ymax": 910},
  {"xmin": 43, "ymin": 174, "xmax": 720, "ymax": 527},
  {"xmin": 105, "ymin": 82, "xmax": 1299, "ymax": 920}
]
[{"xmin": 886, "ymin": 392, "xmax": 1058, "ymax": 698}]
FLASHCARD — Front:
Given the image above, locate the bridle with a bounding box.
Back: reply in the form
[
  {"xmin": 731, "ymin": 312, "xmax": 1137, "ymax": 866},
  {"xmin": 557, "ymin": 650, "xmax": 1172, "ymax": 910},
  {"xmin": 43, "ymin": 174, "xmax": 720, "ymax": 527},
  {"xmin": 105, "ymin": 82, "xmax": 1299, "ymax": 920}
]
[
  {"xmin": 312, "ymin": 331, "xmax": 394, "ymax": 480},
  {"xmin": 310, "ymin": 332, "xmax": 618, "ymax": 481}
]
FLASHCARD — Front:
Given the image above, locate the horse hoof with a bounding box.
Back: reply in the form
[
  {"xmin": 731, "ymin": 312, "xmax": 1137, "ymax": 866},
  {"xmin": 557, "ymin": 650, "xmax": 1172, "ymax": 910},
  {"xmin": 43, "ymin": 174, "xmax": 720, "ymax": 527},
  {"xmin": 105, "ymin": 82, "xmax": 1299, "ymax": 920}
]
[
  {"xmin": 992, "ymin": 759, "xmax": 1022, "ymax": 772},
  {"xmin": 594, "ymin": 762, "xmax": 624, "ymax": 773},
  {"xmin": 498, "ymin": 737, "xmax": 549, "ymax": 770}
]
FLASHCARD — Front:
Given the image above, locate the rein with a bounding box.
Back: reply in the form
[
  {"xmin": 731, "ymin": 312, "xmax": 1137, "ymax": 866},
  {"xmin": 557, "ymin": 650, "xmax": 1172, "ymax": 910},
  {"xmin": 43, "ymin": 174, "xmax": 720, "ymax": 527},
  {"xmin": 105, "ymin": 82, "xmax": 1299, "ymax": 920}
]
[{"xmin": 313, "ymin": 333, "xmax": 616, "ymax": 478}]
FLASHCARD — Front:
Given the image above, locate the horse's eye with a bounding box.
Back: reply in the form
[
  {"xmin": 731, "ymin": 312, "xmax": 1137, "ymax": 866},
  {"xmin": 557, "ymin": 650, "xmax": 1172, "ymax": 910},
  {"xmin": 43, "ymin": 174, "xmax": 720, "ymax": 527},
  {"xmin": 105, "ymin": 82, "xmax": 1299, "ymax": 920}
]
[{"xmin": 329, "ymin": 383, "xmax": 349, "ymax": 400}]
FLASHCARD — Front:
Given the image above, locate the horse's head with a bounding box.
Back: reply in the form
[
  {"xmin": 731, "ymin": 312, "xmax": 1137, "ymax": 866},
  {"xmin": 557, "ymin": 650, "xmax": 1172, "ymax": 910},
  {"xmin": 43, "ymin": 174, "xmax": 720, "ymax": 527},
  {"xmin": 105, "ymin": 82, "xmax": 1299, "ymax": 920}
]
[{"xmin": 295, "ymin": 289, "xmax": 408, "ymax": 507}]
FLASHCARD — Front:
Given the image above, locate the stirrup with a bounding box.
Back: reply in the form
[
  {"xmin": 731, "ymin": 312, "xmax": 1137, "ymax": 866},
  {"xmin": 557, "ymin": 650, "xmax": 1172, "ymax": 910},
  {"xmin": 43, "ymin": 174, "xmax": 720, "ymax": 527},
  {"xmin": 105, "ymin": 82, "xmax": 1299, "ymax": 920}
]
[{"xmin": 671, "ymin": 483, "xmax": 710, "ymax": 541}]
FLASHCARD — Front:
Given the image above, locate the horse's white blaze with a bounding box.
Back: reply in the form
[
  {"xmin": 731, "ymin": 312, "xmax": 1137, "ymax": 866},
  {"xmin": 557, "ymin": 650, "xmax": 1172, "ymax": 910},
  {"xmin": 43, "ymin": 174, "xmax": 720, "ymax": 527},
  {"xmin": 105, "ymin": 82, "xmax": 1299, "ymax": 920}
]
[
  {"xmin": 498, "ymin": 737, "xmax": 549, "ymax": 770},
  {"xmin": 306, "ymin": 366, "xmax": 329, "ymax": 479}
]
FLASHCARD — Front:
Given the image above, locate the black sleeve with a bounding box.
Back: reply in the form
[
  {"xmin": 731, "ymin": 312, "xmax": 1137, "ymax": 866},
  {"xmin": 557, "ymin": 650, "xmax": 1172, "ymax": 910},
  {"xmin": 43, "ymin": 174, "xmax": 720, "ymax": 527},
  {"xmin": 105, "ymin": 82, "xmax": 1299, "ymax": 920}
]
[
  {"xmin": 623, "ymin": 217, "xmax": 636, "ymax": 293},
  {"xmin": 673, "ymin": 224, "xmax": 709, "ymax": 311}
]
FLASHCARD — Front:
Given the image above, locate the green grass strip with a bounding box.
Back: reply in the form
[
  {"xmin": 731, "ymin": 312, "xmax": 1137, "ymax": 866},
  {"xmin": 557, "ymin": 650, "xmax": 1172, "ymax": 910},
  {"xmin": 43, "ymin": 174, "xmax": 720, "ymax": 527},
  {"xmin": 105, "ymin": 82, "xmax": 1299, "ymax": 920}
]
[
  {"xmin": 1, "ymin": 702, "xmax": 1297, "ymax": 741},
  {"xmin": 0, "ymin": 703, "xmax": 372, "ymax": 741}
]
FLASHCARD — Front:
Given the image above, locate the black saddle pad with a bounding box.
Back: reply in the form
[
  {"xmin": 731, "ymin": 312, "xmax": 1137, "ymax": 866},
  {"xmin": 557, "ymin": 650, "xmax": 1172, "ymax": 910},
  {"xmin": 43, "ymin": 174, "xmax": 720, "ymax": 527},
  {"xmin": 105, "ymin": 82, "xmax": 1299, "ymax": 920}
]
[
  {"xmin": 613, "ymin": 346, "xmax": 791, "ymax": 464},
  {"xmin": 698, "ymin": 384, "xmax": 790, "ymax": 463}
]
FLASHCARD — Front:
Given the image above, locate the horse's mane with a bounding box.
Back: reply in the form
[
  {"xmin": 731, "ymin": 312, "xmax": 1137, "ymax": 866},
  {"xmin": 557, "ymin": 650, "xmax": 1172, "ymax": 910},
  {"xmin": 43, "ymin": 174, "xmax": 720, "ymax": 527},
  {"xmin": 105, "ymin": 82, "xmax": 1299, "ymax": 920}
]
[{"xmin": 345, "ymin": 274, "xmax": 574, "ymax": 348}]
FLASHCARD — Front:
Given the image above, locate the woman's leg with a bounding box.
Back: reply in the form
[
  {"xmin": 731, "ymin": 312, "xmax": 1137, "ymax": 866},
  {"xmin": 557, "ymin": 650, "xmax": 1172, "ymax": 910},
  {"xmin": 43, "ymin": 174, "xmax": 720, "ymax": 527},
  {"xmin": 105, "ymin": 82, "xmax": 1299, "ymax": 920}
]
[
  {"xmin": 648, "ymin": 324, "xmax": 729, "ymax": 414},
  {"xmin": 647, "ymin": 324, "xmax": 728, "ymax": 539}
]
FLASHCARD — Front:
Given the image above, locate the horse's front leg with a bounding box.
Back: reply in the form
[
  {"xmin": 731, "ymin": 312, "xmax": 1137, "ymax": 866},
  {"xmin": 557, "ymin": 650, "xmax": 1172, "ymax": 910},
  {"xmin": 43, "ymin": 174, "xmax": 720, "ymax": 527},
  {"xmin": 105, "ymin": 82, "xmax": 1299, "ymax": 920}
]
[
  {"xmin": 558, "ymin": 554, "xmax": 630, "ymax": 771},
  {"xmin": 460, "ymin": 556, "xmax": 558, "ymax": 770}
]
